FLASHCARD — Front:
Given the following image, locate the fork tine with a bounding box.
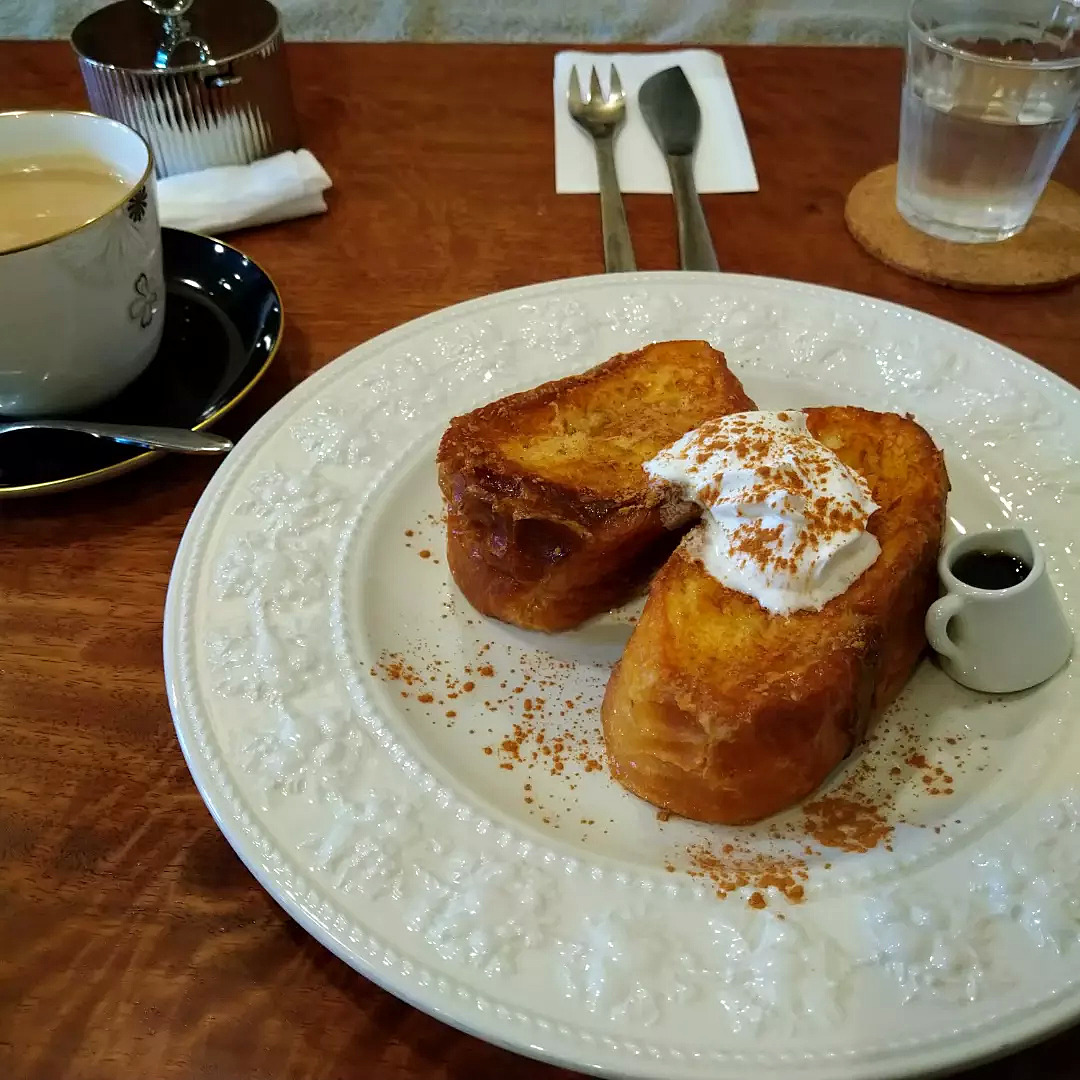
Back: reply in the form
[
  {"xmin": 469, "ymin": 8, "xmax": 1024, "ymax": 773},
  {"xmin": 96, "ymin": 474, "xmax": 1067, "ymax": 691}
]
[
  {"xmin": 589, "ymin": 65, "xmax": 603, "ymax": 103},
  {"xmin": 568, "ymin": 66, "xmax": 582, "ymax": 109},
  {"xmin": 609, "ymin": 64, "xmax": 623, "ymax": 99}
]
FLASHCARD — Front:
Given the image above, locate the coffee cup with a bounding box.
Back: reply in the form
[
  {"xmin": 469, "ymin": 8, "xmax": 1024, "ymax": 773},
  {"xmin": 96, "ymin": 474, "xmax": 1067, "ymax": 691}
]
[
  {"xmin": 925, "ymin": 527, "xmax": 1073, "ymax": 694},
  {"xmin": 0, "ymin": 110, "xmax": 164, "ymax": 416}
]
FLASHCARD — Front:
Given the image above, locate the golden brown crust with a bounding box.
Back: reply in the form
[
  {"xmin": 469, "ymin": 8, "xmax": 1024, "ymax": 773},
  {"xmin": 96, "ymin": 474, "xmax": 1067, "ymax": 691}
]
[
  {"xmin": 601, "ymin": 406, "xmax": 949, "ymax": 824},
  {"xmin": 437, "ymin": 341, "xmax": 755, "ymax": 631}
]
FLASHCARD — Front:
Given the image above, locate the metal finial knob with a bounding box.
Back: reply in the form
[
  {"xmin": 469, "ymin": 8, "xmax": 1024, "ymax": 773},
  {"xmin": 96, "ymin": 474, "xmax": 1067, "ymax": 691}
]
[{"xmin": 142, "ymin": 0, "xmax": 196, "ymax": 16}]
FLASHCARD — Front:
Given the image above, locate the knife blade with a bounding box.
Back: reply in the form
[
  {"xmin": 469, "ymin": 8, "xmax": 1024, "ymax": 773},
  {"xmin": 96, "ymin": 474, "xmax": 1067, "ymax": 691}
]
[{"xmin": 639, "ymin": 66, "xmax": 720, "ymax": 271}]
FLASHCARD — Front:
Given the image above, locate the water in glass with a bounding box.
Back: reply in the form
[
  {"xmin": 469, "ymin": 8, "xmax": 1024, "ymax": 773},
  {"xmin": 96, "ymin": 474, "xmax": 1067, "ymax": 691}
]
[{"xmin": 897, "ymin": 1, "xmax": 1080, "ymax": 243}]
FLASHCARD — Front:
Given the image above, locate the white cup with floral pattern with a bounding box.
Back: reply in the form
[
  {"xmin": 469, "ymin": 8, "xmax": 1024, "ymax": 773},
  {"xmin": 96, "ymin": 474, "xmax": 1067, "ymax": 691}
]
[{"xmin": 0, "ymin": 110, "xmax": 164, "ymax": 416}]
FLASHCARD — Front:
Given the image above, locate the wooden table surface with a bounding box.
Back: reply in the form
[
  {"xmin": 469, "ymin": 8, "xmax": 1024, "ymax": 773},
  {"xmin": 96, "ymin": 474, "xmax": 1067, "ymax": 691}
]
[{"xmin": 2, "ymin": 40, "xmax": 1079, "ymax": 1080}]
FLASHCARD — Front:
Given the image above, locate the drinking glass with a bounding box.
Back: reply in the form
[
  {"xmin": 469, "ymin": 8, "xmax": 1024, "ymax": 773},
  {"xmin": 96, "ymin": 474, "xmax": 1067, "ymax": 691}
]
[{"xmin": 897, "ymin": 0, "xmax": 1080, "ymax": 243}]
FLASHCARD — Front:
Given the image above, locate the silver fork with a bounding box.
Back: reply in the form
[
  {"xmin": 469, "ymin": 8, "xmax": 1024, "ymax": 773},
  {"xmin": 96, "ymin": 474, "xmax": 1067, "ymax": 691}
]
[{"xmin": 568, "ymin": 65, "xmax": 636, "ymax": 273}]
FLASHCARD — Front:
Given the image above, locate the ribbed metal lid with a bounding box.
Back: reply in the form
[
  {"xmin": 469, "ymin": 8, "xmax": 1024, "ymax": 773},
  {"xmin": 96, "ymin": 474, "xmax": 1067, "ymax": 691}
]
[{"xmin": 71, "ymin": 0, "xmax": 281, "ymax": 75}]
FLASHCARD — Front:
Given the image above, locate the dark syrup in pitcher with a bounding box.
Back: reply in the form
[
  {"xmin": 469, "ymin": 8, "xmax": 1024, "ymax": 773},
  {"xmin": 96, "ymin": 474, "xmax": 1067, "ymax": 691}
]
[{"xmin": 951, "ymin": 549, "xmax": 1031, "ymax": 590}]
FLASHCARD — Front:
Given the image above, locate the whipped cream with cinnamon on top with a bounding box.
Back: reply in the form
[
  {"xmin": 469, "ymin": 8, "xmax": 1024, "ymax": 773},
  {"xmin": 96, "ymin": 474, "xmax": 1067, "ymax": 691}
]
[{"xmin": 645, "ymin": 410, "xmax": 880, "ymax": 615}]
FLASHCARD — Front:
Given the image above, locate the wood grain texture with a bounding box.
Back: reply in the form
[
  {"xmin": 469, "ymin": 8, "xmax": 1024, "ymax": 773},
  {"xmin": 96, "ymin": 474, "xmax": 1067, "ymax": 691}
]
[{"xmin": 1, "ymin": 41, "xmax": 1078, "ymax": 1080}]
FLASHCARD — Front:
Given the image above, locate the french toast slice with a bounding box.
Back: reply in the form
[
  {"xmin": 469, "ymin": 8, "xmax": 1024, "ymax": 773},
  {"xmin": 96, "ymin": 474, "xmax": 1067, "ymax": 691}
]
[
  {"xmin": 437, "ymin": 341, "xmax": 755, "ymax": 631},
  {"xmin": 601, "ymin": 406, "xmax": 949, "ymax": 824}
]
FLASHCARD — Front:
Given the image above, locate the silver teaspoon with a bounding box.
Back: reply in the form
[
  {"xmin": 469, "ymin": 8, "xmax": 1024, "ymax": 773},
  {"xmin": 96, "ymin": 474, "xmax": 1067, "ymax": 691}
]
[{"xmin": 0, "ymin": 419, "xmax": 233, "ymax": 454}]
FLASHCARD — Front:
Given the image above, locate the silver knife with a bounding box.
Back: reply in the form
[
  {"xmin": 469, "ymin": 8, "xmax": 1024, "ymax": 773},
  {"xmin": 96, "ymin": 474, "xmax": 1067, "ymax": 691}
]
[{"xmin": 638, "ymin": 66, "xmax": 720, "ymax": 271}]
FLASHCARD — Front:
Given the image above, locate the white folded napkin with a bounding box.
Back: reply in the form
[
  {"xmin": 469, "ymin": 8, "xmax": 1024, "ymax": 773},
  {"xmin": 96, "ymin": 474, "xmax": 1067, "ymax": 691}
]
[
  {"xmin": 157, "ymin": 149, "xmax": 332, "ymax": 234},
  {"xmin": 554, "ymin": 50, "xmax": 758, "ymax": 195}
]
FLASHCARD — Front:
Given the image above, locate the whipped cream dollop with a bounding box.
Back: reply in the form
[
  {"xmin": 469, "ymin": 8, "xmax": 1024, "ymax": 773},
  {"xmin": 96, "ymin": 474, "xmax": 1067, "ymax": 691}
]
[{"xmin": 645, "ymin": 410, "xmax": 880, "ymax": 615}]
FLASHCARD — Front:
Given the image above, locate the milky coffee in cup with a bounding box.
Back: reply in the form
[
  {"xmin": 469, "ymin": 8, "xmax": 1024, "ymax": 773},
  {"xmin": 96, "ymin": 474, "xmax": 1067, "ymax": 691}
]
[
  {"xmin": 0, "ymin": 151, "xmax": 131, "ymax": 254},
  {"xmin": 0, "ymin": 111, "xmax": 164, "ymax": 417}
]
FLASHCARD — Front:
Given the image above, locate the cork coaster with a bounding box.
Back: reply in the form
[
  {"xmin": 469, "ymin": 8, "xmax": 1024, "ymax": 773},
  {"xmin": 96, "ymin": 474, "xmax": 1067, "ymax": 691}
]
[{"xmin": 845, "ymin": 163, "xmax": 1080, "ymax": 292}]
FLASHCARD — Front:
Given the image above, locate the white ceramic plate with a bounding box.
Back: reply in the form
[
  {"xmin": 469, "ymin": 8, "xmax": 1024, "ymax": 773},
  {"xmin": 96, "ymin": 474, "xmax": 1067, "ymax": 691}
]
[{"xmin": 165, "ymin": 274, "xmax": 1080, "ymax": 1080}]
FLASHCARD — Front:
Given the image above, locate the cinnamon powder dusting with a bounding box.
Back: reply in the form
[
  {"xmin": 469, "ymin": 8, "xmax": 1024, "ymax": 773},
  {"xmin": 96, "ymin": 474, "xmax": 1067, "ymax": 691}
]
[
  {"xmin": 802, "ymin": 796, "xmax": 891, "ymax": 853},
  {"xmin": 685, "ymin": 841, "xmax": 809, "ymax": 906}
]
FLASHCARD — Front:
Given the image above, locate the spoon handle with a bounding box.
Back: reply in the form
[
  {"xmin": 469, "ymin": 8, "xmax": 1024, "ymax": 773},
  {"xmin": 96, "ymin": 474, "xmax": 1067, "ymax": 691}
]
[
  {"xmin": 0, "ymin": 420, "xmax": 233, "ymax": 454},
  {"xmin": 666, "ymin": 153, "xmax": 719, "ymax": 272}
]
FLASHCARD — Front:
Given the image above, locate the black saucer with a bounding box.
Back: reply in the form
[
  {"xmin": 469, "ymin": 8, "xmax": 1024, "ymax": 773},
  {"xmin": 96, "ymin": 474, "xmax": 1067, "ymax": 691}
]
[{"xmin": 0, "ymin": 228, "xmax": 282, "ymax": 498}]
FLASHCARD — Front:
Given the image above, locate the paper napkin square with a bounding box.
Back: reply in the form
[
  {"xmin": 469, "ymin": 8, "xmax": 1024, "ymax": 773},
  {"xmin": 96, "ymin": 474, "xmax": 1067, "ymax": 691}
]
[{"xmin": 554, "ymin": 49, "xmax": 758, "ymax": 195}]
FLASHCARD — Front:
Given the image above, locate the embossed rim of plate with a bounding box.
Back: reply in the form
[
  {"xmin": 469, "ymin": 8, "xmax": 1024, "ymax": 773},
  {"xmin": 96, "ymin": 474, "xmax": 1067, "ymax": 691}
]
[{"xmin": 165, "ymin": 272, "xmax": 1080, "ymax": 1080}]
